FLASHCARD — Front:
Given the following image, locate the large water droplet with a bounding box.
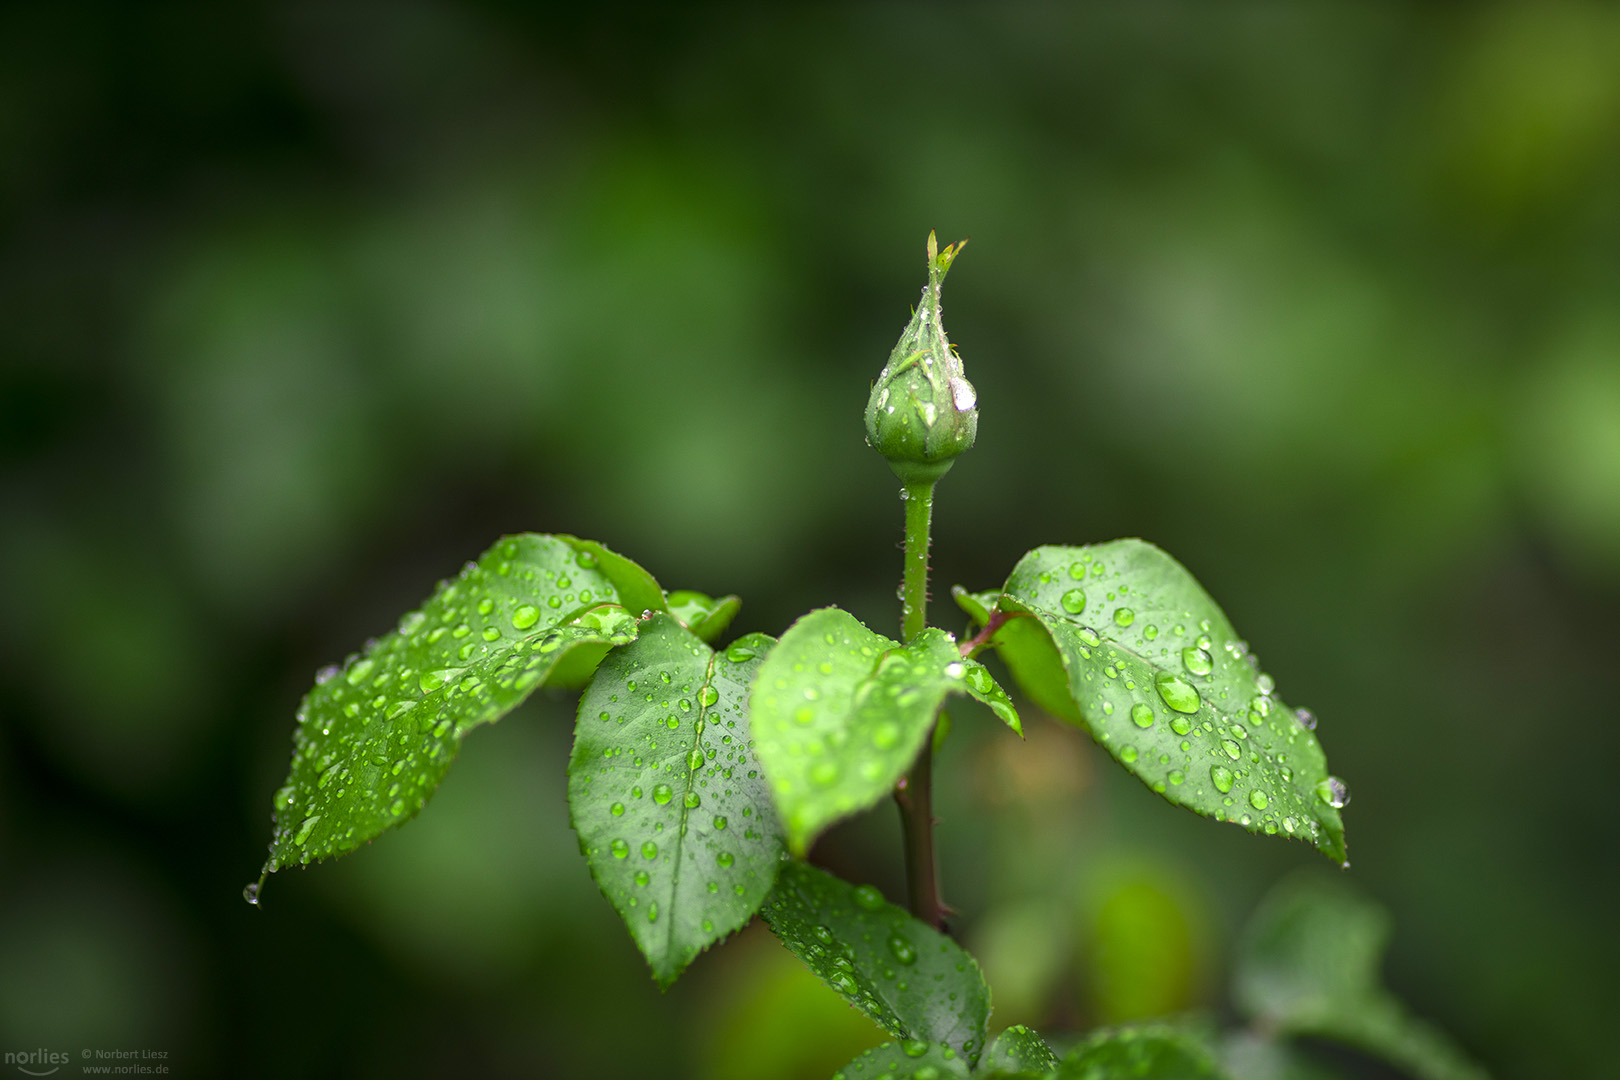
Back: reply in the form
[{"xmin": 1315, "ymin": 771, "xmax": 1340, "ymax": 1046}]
[
  {"xmin": 641, "ymin": 841, "xmax": 659, "ymax": 859},
  {"xmin": 887, "ymin": 933, "xmax": 918, "ymax": 965},
  {"xmin": 725, "ymin": 642, "xmax": 757, "ymax": 663},
  {"xmin": 512, "ymin": 604, "xmax": 540, "ymax": 630},
  {"xmin": 1114, "ymin": 607, "xmax": 1135, "ymax": 627},
  {"xmin": 1130, "ymin": 703, "xmax": 1154, "ymax": 729},
  {"xmin": 853, "ymin": 884, "xmax": 885, "ymax": 911},
  {"xmin": 811, "ymin": 761, "xmax": 839, "ymax": 785},
  {"xmin": 1294, "ymin": 707, "xmax": 1317, "ymax": 731},
  {"xmin": 1061, "ymin": 588, "xmax": 1087, "ymax": 615},
  {"xmin": 1181, "ymin": 647, "xmax": 1213, "ymax": 676},
  {"xmin": 699, "ymin": 685, "xmax": 720, "ymax": 708},
  {"xmin": 652, "ymin": 783, "xmax": 673, "ymax": 805},
  {"xmin": 611, "ymin": 839, "xmax": 629, "ymax": 859},
  {"xmin": 1155, "ymin": 672, "xmax": 1201, "ymax": 714},
  {"xmin": 1315, "ymin": 776, "xmax": 1350, "ymax": 808},
  {"xmin": 242, "ymin": 881, "xmax": 261, "ymax": 906},
  {"xmin": 1210, "ymin": 766, "xmax": 1234, "ymax": 793},
  {"xmin": 1249, "ymin": 789, "xmax": 1270, "ymax": 810}
]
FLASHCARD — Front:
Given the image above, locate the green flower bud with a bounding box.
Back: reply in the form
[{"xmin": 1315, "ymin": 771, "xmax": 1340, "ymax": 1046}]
[{"xmin": 865, "ymin": 232, "xmax": 978, "ymax": 485}]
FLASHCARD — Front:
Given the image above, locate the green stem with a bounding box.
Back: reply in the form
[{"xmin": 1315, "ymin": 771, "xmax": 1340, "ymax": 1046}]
[
  {"xmin": 900, "ymin": 481, "xmax": 934, "ymax": 644},
  {"xmin": 895, "ymin": 479, "xmax": 946, "ymax": 930}
]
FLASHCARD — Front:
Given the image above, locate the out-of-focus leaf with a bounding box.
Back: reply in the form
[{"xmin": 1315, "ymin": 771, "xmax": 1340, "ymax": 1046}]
[
  {"xmin": 260, "ymin": 534, "xmax": 656, "ymax": 877},
  {"xmin": 989, "ymin": 542, "xmax": 1347, "ymax": 862},
  {"xmin": 980, "ymin": 1024, "xmax": 1061, "ymax": 1076},
  {"xmin": 666, "ymin": 588, "xmax": 742, "ymax": 643},
  {"xmin": 760, "ymin": 862, "xmax": 990, "ymax": 1061},
  {"xmin": 752, "ymin": 608, "xmax": 1018, "ymax": 855},
  {"xmin": 1056, "ymin": 1025, "xmax": 1229, "ymax": 1079},
  {"xmin": 1235, "ymin": 876, "xmax": 1490, "ymax": 1080},
  {"xmin": 830, "ymin": 1040, "xmax": 971, "ymax": 1080},
  {"xmin": 569, "ymin": 616, "xmax": 782, "ymax": 987}
]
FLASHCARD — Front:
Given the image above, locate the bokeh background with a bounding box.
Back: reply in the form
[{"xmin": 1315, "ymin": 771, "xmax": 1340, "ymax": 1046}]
[{"xmin": 3, "ymin": 3, "xmax": 1618, "ymax": 1077}]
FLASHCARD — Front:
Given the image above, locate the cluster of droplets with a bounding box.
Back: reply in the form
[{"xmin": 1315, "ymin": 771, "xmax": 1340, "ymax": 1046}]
[
  {"xmin": 258, "ymin": 537, "xmax": 622, "ymax": 884},
  {"xmin": 574, "ymin": 624, "xmax": 783, "ymax": 954},
  {"xmin": 766, "ymin": 872, "xmax": 983, "ymax": 1068},
  {"xmin": 1012, "ymin": 547, "xmax": 1350, "ymax": 856}
]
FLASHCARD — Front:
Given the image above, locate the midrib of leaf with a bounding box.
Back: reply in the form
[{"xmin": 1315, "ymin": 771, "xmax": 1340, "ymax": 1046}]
[{"xmin": 660, "ymin": 647, "xmax": 719, "ymax": 963}]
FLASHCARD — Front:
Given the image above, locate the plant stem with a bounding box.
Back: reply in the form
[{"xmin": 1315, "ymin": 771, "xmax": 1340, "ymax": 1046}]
[
  {"xmin": 900, "ymin": 481, "xmax": 934, "ymax": 644},
  {"xmin": 896, "ymin": 479, "xmax": 946, "ymax": 930}
]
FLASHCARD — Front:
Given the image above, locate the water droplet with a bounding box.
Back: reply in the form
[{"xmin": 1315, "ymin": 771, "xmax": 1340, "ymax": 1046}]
[
  {"xmin": 1120, "ymin": 745, "xmax": 1138, "ymax": 763},
  {"xmin": 511, "ymin": 604, "xmax": 540, "ymax": 630},
  {"xmin": 717, "ymin": 851, "xmax": 734, "ymax": 868},
  {"xmin": 345, "ymin": 659, "xmax": 376, "ymax": 686},
  {"xmin": 725, "ymin": 643, "xmax": 756, "ymax": 663},
  {"xmin": 1114, "ymin": 607, "xmax": 1135, "ymax": 627},
  {"xmin": 242, "ymin": 881, "xmax": 261, "ymax": 906},
  {"xmin": 699, "ymin": 685, "xmax": 720, "ymax": 708},
  {"xmin": 872, "ymin": 721, "xmax": 900, "ymax": 749},
  {"xmin": 853, "ymin": 884, "xmax": 885, "ymax": 911},
  {"xmin": 1221, "ymin": 739, "xmax": 1242, "ymax": 759},
  {"xmin": 1061, "ymin": 588, "xmax": 1087, "ymax": 615},
  {"xmin": 641, "ymin": 841, "xmax": 658, "ymax": 859},
  {"xmin": 634, "ymin": 870, "xmax": 650, "ymax": 887},
  {"xmin": 887, "ymin": 933, "xmax": 918, "ymax": 965},
  {"xmin": 811, "ymin": 761, "xmax": 839, "ymax": 785},
  {"xmin": 902, "ymin": 1039, "xmax": 929, "ymax": 1058},
  {"xmin": 652, "ymin": 783, "xmax": 673, "ymax": 805},
  {"xmin": 1256, "ymin": 673, "xmax": 1275, "ymax": 695},
  {"xmin": 1315, "ymin": 776, "xmax": 1351, "ymax": 808},
  {"xmin": 949, "ymin": 376, "xmax": 976, "ymax": 412},
  {"xmin": 1130, "ymin": 703, "xmax": 1154, "ymax": 729},
  {"xmin": 1249, "ymin": 789, "xmax": 1270, "ymax": 810},
  {"xmin": 1169, "ymin": 715, "xmax": 1192, "ymax": 736},
  {"xmin": 1294, "ymin": 708, "xmax": 1317, "ymax": 731},
  {"xmin": 294, "ymin": 815, "xmax": 320, "ymax": 846},
  {"xmin": 1181, "ymin": 647, "xmax": 1213, "ymax": 676},
  {"xmin": 1168, "ymin": 769, "xmax": 1184, "ymax": 785},
  {"xmin": 611, "ymin": 839, "xmax": 629, "ymax": 859},
  {"xmin": 1211, "ymin": 766, "xmax": 1234, "ymax": 793},
  {"xmin": 712, "ymin": 815, "xmax": 727, "ymax": 831},
  {"xmin": 1155, "ymin": 671, "xmax": 1201, "ymax": 714},
  {"xmin": 683, "ymin": 791, "xmax": 701, "ymax": 809}
]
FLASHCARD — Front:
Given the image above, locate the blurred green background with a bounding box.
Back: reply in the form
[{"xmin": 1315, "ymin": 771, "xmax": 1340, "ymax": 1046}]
[{"xmin": 2, "ymin": 3, "xmax": 1618, "ymax": 1077}]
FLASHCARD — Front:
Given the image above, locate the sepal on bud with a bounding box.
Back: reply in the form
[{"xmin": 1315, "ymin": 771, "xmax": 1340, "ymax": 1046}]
[{"xmin": 865, "ymin": 232, "xmax": 978, "ymax": 484}]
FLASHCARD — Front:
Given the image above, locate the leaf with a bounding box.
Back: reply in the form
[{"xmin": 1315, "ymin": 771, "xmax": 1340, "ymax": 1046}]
[
  {"xmin": 261, "ymin": 534, "xmax": 656, "ymax": 876},
  {"xmin": 568, "ymin": 615, "xmax": 783, "ymax": 987},
  {"xmin": 666, "ymin": 588, "xmax": 742, "ymax": 643},
  {"xmin": 752, "ymin": 608, "xmax": 1019, "ymax": 855},
  {"xmin": 989, "ymin": 542, "xmax": 1347, "ymax": 862},
  {"xmin": 1234, "ymin": 875, "xmax": 1490, "ymax": 1080},
  {"xmin": 830, "ymin": 1041, "xmax": 972, "ymax": 1080},
  {"xmin": 760, "ymin": 862, "xmax": 990, "ymax": 1062},
  {"xmin": 980, "ymin": 1025, "xmax": 1062, "ymax": 1076},
  {"xmin": 1056, "ymin": 1025, "xmax": 1229, "ymax": 1080}
]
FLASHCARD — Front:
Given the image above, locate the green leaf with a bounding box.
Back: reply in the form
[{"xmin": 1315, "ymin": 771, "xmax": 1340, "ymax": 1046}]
[
  {"xmin": 752, "ymin": 609, "xmax": 1018, "ymax": 855},
  {"xmin": 830, "ymin": 1040, "xmax": 972, "ymax": 1080},
  {"xmin": 558, "ymin": 533, "xmax": 668, "ymax": 616},
  {"xmin": 980, "ymin": 1025, "xmax": 1062, "ymax": 1076},
  {"xmin": 261, "ymin": 534, "xmax": 654, "ymax": 876},
  {"xmin": 1056, "ymin": 1025, "xmax": 1229, "ymax": 1080},
  {"xmin": 1234, "ymin": 876, "xmax": 1490, "ymax": 1080},
  {"xmin": 666, "ymin": 588, "xmax": 742, "ymax": 644},
  {"xmin": 760, "ymin": 862, "xmax": 990, "ymax": 1061},
  {"xmin": 568, "ymin": 615, "xmax": 783, "ymax": 987},
  {"xmin": 991, "ymin": 542, "xmax": 1347, "ymax": 862}
]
